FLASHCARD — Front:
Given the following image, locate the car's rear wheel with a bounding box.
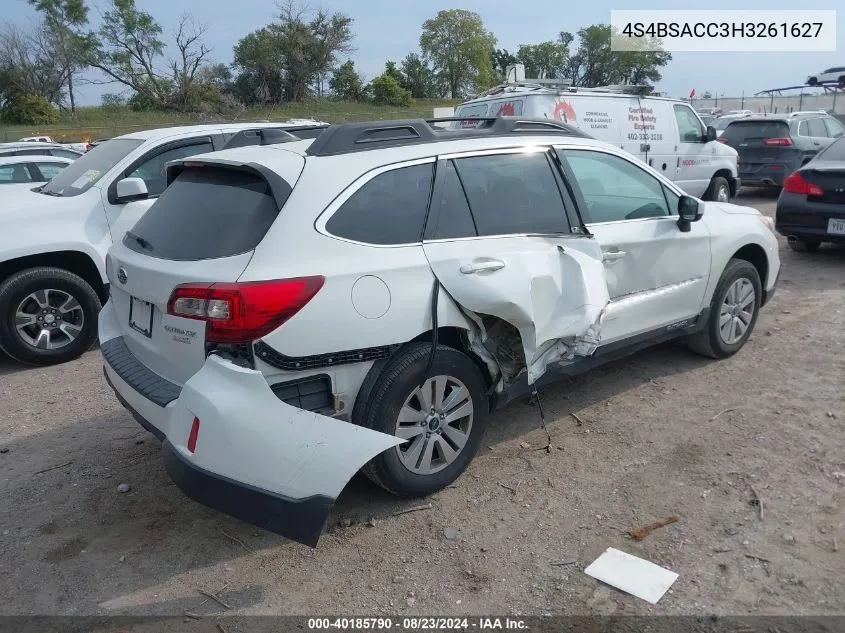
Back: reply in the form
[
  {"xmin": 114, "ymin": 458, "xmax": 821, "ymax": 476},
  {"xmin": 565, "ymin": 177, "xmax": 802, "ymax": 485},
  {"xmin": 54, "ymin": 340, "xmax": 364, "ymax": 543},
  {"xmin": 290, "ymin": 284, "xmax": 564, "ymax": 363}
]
[
  {"xmin": 359, "ymin": 342, "xmax": 488, "ymax": 498},
  {"xmin": 787, "ymin": 237, "xmax": 820, "ymax": 252},
  {"xmin": 0, "ymin": 267, "xmax": 101, "ymax": 366},
  {"xmin": 839, "ymin": 76, "xmax": 845, "ymax": 88},
  {"xmin": 704, "ymin": 176, "xmax": 731, "ymax": 203},
  {"xmin": 687, "ymin": 258, "xmax": 762, "ymax": 359},
  {"xmin": 807, "ymin": 77, "xmax": 818, "ymax": 86}
]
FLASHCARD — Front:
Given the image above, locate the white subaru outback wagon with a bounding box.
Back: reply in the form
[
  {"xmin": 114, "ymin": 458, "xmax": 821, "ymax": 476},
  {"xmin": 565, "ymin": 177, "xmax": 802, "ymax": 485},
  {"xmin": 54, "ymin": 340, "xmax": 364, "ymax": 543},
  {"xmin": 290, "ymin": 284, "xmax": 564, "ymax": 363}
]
[{"xmin": 99, "ymin": 117, "xmax": 781, "ymax": 546}]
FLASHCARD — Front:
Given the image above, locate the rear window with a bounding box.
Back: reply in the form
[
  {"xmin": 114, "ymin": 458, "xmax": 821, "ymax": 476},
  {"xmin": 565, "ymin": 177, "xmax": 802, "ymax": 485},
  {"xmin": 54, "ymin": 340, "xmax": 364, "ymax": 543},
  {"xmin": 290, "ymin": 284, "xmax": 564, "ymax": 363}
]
[
  {"xmin": 818, "ymin": 137, "xmax": 845, "ymax": 161},
  {"xmin": 721, "ymin": 120, "xmax": 790, "ymax": 143},
  {"xmin": 124, "ymin": 166, "xmax": 287, "ymax": 261}
]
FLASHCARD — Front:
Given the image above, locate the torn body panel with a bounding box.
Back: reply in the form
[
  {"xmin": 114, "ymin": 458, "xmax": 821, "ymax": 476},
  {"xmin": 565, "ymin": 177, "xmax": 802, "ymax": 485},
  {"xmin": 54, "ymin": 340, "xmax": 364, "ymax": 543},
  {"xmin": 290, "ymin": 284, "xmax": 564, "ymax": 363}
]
[
  {"xmin": 100, "ymin": 299, "xmax": 402, "ymax": 546},
  {"xmin": 423, "ymin": 236, "xmax": 610, "ymax": 385}
]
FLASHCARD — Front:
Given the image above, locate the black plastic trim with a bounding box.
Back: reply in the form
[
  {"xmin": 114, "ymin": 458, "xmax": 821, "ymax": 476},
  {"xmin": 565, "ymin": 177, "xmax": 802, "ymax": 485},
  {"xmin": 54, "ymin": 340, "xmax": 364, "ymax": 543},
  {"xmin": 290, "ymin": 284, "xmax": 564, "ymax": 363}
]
[
  {"xmin": 494, "ymin": 308, "xmax": 711, "ymax": 410},
  {"xmin": 255, "ymin": 340, "xmax": 395, "ymax": 371},
  {"xmin": 306, "ymin": 117, "xmax": 588, "ymax": 157},
  {"xmin": 270, "ymin": 373, "xmax": 333, "ymax": 412},
  {"xmin": 101, "ymin": 337, "xmax": 182, "ymax": 407},
  {"xmin": 222, "ymin": 127, "xmax": 300, "ymax": 149},
  {"xmin": 103, "ymin": 366, "xmax": 166, "ymax": 441},
  {"xmin": 163, "ymin": 440, "xmax": 333, "ymax": 547}
]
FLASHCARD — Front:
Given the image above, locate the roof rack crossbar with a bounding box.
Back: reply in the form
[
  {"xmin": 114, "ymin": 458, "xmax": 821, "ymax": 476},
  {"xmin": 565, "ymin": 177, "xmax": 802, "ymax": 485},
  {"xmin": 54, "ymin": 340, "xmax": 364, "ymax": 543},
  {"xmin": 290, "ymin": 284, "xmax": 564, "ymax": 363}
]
[{"xmin": 305, "ymin": 117, "xmax": 586, "ymax": 157}]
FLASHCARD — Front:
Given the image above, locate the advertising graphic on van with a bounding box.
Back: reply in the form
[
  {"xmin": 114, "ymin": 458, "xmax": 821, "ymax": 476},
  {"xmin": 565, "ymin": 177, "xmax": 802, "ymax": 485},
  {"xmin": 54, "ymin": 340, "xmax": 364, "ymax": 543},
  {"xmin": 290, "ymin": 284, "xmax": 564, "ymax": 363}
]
[
  {"xmin": 553, "ymin": 99, "xmax": 577, "ymax": 122},
  {"xmin": 496, "ymin": 103, "xmax": 516, "ymax": 116},
  {"xmin": 583, "ymin": 111, "xmax": 612, "ymax": 130},
  {"xmin": 629, "ymin": 106, "xmax": 657, "ymax": 131}
]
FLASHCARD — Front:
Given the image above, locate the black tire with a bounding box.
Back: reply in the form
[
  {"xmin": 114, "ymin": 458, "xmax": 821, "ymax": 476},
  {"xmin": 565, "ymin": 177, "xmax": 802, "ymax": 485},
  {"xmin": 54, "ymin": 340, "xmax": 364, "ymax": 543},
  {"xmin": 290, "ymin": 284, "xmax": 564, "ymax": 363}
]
[
  {"xmin": 704, "ymin": 176, "xmax": 730, "ymax": 202},
  {"xmin": 686, "ymin": 258, "xmax": 762, "ymax": 359},
  {"xmin": 359, "ymin": 342, "xmax": 489, "ymax": 498},
  {"xmin": 807, "ymin": 77, "xmax": 818, "ymax": 86},
  {"xmin": 787, "ymin": 238, "xmax": 820, "ymax": 252},
  {"xmin": 839, "ymin": 76, "xmax": 845, "ymax": 88},
  {"xmin": 0, "ymin": 267, "xmax": 101, "ymax": 366}
]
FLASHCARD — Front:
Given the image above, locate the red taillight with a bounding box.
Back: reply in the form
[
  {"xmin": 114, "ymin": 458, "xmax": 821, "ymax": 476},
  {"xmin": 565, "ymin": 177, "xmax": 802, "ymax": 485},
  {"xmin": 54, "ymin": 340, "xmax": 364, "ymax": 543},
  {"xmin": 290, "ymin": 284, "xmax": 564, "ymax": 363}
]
[
  {"xmin": 717, "ymin": 137, "xmax": 729, "ymax": 144},
  {"xmin": 763, "ymin": 137, "xmax": 792, "ymax": 146},
  {"xmin": 166, "ymin": 276, "xmax": 325, "ymax": 343},
  {"xmin": 783, "ymin": 171, "xmax": 824, "ymax": 196},
  {"xmin": 187, "ymin": 417, "xmax": 200, "ymax": 453}
]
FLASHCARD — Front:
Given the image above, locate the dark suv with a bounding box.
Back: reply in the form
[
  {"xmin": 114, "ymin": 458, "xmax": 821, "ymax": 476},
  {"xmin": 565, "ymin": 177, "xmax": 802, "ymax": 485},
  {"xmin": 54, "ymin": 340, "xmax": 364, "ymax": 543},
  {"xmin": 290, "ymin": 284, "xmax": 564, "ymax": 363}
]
[{"xmin": 719, "ymin": 113, "xmax": 845, "ymax": 188}]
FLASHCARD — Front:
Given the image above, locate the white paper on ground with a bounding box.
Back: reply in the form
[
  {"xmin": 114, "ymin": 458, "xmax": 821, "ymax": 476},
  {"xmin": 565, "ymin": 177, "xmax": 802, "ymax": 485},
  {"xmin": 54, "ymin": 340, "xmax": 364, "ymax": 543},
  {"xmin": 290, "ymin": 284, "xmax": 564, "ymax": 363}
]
[{"xmin": 584, "ymin": 547, "xmax": 678, "ymax": 605}]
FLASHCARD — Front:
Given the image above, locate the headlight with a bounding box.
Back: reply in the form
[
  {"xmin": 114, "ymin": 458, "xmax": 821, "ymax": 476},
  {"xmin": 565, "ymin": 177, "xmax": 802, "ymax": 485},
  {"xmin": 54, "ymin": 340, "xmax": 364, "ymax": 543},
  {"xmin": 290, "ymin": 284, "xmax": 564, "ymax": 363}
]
[{"xmin": 758, "ymin": 215, "xmax": 775, "ymax": 234}]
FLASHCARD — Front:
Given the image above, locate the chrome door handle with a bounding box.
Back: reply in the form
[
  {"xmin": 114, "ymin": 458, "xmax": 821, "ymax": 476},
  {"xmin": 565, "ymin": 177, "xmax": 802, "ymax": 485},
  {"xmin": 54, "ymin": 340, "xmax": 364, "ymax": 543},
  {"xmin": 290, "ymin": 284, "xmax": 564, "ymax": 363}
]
[
  {"xmin": 602, "ymin": 250, "xmax": 627, "ymax": 262},
  {"xmin": 460, "ymin": 259, "xmax": 506, "ymax": 274}
]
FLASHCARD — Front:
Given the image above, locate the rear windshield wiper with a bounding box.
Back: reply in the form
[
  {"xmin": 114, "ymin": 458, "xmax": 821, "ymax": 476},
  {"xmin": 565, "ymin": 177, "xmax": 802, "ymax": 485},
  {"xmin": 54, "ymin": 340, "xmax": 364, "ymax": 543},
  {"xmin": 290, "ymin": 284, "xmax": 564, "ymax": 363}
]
[{"xmin": 126, "ymin": 231, "xmax": 154, "ymax": 251}]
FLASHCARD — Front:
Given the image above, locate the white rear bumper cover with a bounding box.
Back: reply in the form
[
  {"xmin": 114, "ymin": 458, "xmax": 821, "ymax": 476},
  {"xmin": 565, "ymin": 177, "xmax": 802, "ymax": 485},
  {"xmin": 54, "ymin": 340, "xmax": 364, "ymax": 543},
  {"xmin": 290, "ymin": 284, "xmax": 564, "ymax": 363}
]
[{"xmin": 99, "ymin": 300, "xmax": 402, "ymax": 546}]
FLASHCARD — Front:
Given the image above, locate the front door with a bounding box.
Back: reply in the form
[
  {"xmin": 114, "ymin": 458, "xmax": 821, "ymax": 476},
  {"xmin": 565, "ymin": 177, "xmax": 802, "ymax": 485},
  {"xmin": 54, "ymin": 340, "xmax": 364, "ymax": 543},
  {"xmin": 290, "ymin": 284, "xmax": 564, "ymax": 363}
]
[
  {"xmin": 555, "ymin": 146, "xmax": 712, "ymax": 344},
  {"xmin": 421, "ymin": 148, "xmax": 609, "ymax": 384},
  {"xmin": 672, "ymin": 103, "xmax": 713, "ymax": 197},
  {"xmin": 103, "ymin": 137, "xmax": 217, "ymax": 240}
]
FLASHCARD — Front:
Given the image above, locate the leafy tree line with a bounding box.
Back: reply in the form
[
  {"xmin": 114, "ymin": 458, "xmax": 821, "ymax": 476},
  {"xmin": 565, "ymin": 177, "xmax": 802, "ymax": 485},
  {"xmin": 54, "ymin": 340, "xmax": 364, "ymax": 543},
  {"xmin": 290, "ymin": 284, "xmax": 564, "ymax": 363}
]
[{"xmin": 0, "ymin": 1, "xmax": 671, "ymax": 124}]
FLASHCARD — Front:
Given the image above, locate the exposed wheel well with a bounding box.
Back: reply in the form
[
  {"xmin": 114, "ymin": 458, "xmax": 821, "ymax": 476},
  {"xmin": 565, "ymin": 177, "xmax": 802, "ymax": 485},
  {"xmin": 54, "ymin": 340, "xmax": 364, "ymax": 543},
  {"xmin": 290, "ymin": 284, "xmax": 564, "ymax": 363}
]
[
  {"xmin": 731, "ymin": 244, "xmax": 768, "ymax": 289},
  {"xmin": 0, "ymin": 252, "xmax": 106, "ymax": 303},
  {"xmin": 410, "ymin": 326, "xmax": 494, "ymax": 390}
]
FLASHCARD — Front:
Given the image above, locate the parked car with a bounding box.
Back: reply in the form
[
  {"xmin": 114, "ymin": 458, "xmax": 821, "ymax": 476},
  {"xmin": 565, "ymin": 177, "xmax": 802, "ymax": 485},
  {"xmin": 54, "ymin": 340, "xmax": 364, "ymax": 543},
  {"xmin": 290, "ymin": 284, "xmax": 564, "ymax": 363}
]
[
  {"xmin": 0, "ymin": 142, "xmax": 84, "ymax": 160},
  {"xmin": 710, "ymin": 113, "xmax": 752, "ymax": 138},
  {"xmin": 18, "ymin": 135, "xmax": 91, "ymax": 152},
  {"xmin": 775, "ymin": 136, "xmax": 845, "ymax": 251},
  {"xmin": 806, "ymin": 67, "xmax": 845, "ymax": 87},
  {"xmin": 99, "ymin": 117, "xmax": 781, "ymax": 546},
  {"xmin": 0, "ymin": 155, "xmax": 73, "ymax": 187},
  {"xmin": 718, "ymin": 112, "xmax": 845, "ymax": 188},
  {"xmin": 0, "ymin": 121, "xmax": 329, "ymax": 367},
  {"xmin": 454, "ymin": 84, "xmax": 741, "ymax": 202}
]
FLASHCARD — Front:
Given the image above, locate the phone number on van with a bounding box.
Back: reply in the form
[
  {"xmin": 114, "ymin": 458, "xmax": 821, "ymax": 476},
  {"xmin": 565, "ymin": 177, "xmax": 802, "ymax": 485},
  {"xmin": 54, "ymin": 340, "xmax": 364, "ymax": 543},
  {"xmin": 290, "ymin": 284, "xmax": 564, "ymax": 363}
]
[{"xmin": 627, "ymin": 132, "xmax": 664, "ymax": 141}]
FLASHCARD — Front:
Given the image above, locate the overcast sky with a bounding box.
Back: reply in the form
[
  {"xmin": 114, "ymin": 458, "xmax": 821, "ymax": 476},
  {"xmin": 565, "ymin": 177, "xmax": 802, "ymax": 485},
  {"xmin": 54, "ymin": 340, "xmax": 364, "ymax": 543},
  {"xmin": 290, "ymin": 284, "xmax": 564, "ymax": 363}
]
[{"xmin": 5, "ymin": 0, "xmax": 843, "ymax": 105}]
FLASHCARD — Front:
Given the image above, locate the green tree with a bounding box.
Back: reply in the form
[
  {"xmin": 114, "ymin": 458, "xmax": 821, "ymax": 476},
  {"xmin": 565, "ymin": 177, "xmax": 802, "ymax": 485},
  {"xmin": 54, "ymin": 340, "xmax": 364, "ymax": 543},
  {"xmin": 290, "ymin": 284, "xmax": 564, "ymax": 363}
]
[
  {"xmin": 1, "ymin": 21, "xmax": 72, "ymax": 107},
  {"xmin": 369, "ymin": 73, "xmax": 412, "ymax": 106},
  {"xmin": 232, "ymin": 28, "xmax": 285, "ymax": 105},
  {"xmin": 400, "ymin": 53, "xmax": 436, "ymax": 98},
  {"xmin": 515, "ymin": 41, "xmax": 567, "ymax": 79},
  {"xmin": 329, "ymin": 60, "xmax": 364, "ymax": 101},
  {"xmin": 87, "ymin": 0, "xmax": 214, "ymax": 111},
  {"xmin": 561, "ymin": 25, "xmax": 671, "ymax": 88},
  {"xmin": 419, "ymin": 9, "xmax": 497, "ymax": 98},
  {"xmin": 491, "ymin": 48, "xmax": 516, "ymax": 79},
  {"xmin": 1, "ymin": 93, "xmax": 59, "ymax": 124},
  {"xmin": 27, "ymin": 0, "xmax": 94, "ymax": 113}
]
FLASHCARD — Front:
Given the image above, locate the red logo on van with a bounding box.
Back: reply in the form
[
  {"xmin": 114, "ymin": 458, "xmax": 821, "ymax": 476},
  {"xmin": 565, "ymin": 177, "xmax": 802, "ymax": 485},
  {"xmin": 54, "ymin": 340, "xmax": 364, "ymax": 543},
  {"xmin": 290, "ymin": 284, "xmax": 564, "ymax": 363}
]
[
  {"xmin": 496, "ymin": 102, "xmax": 516, "ymax": 116},
  {"xmin": 553, "ymin": 99, "xmax": 576, "ymax": 122}
]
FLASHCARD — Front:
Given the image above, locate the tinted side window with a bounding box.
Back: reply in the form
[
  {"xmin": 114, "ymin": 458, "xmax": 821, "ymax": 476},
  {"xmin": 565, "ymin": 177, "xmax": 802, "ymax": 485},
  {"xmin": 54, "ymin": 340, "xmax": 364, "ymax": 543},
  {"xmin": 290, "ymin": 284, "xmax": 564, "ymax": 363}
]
[
  {"xmin": 14, "ymin": 149, "xmax": 51, "ymax": 156},
  {"xmin": 36, "ymin": 163, "xmax": 67, "ymax": 180},
  {"xmin": 807, "ymin": 118, "xmax": 829, "ymax": 138},
  {"xmin": 128, "ymin": 141, "xmax": 214, "ymax": 196},
  {"xmin": 50, "ymin": 149, "xmax": 81, "ymax": 159},
  {"xmin": 430, "ymin": 161, "xmax": 477, "ymax": 240},
  {"xmin": 673, "ymin": 105, "xmax": 704, "ymax": 142},
  {"xmin": 452, "ymin": 152, "xmax": 569, "ymax": 236},
  {"xmin": 326, "ymin": 163, "xmax": 434, "ymax": 245},
  {"xmin": 560, "ymin": 149, "xmax": 670, "ymax": 223},
  {"xmin": 0, "ymin": 165, "xmax": 26, "ymax": 183}
]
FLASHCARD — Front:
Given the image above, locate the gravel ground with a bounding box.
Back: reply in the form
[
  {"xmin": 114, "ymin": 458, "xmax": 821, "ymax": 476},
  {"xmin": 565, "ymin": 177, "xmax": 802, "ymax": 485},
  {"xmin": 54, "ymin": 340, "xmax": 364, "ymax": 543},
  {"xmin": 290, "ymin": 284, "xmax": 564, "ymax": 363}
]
[{"xmin": 0, "ymin": 190, "xmax": 843, "ymax": 618}]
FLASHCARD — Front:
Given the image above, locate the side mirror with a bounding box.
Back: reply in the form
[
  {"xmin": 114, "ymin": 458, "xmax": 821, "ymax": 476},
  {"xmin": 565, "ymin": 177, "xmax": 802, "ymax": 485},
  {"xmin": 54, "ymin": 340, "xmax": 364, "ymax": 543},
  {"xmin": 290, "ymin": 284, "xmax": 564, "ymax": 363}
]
[
  {"xmin": 704, "ymin": 126, "xmax": 717, "ymax": 142},
  {"xmin": 115, "ymin": 177, "xmax": 148, "ymax": 203},
  {"xmin": 677, "ymin": 195, "xmax": 703, "ymax": 232}
]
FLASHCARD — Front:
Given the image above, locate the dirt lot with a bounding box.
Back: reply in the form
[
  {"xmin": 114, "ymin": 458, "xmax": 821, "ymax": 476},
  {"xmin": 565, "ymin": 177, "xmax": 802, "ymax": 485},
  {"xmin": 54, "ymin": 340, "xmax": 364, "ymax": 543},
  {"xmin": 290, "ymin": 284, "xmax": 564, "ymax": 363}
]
[{"xmin": 0, "ymin": 190, "xmax": 843, "ymax": 618}]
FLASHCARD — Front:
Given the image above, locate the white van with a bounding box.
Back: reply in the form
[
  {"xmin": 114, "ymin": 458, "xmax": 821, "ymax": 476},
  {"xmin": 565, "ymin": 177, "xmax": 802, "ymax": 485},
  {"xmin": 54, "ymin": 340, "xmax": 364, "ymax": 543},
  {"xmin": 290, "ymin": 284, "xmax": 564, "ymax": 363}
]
[{"xmin": 455, "ymin": 84, "xmax": 740, "ymax": 202}]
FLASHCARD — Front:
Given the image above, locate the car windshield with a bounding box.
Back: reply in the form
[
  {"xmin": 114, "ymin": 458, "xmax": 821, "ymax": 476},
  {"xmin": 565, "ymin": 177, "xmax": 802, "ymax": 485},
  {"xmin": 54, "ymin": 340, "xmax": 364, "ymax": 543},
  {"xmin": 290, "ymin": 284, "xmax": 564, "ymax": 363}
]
[{"xmin": 39, "ymin": 138, "xmax": 144, "ymax": 197}]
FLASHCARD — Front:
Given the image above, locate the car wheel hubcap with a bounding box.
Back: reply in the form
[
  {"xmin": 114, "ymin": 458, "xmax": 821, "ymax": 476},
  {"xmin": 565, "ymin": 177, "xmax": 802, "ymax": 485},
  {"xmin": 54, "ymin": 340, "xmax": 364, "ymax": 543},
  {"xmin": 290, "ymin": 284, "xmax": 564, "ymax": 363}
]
[
  {"xmin": 717, "ymin": 185, "xmax": 729, "ymax": 202},
  {"xmin": 395, "ymin": 375, "xmax": 474, "ymax": 475},
  {"xmin": 719, "ymin": 278, "xmax": 755, "ymax": 345},
  {"xmin": 15, "ymin": 289, "xmax": 84, "ymax": 350}
]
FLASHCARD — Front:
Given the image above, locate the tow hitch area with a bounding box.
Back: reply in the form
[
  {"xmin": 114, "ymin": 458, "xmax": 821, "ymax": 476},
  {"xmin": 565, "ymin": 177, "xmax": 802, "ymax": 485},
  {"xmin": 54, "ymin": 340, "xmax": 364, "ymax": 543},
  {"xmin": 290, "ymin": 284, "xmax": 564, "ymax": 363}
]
[{"xmin": 160, "ymin": 355, "xmax": 403, "ymax": 546}]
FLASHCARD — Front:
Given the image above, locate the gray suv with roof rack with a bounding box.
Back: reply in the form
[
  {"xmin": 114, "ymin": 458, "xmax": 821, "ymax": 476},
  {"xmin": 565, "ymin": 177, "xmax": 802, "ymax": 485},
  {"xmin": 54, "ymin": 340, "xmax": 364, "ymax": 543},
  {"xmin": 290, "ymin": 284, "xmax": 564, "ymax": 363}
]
[{"xmin": 718, "ymin": 112, "xmax": 845, "ymax": 188}]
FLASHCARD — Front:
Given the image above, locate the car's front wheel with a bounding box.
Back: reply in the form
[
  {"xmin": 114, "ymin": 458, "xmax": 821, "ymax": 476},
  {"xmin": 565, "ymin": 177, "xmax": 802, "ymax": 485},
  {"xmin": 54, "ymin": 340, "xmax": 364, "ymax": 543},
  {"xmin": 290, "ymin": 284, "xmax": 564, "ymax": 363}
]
[
  {"xmin": 687, "ymin": 258, "xmax": 762, "ymax": 359},
  {"xmin": 359, "ymin": 342, "xmax": 489, "ymax": 497},
  {"xmin": 0, "ymin": 267, "xmax": 101, "ymax": 366},
  {"xmin": 704, "ymin": 176, "xmax": 731, "ymax": 203}
]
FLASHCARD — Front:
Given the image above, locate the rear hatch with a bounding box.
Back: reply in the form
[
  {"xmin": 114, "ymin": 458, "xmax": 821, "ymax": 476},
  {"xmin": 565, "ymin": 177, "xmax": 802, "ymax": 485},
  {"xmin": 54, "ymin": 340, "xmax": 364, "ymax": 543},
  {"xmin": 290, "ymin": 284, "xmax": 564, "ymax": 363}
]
[
  {"xmin": 107, "ymin": 153, "xmax": 305, "ymax": 385},
  {"xmin": 802, "ymin": 139, "xmax": 845, "ymax": 206},
  {"xmin": 720, "ymin": 120, "xmax": 801, "ymax": 176}
]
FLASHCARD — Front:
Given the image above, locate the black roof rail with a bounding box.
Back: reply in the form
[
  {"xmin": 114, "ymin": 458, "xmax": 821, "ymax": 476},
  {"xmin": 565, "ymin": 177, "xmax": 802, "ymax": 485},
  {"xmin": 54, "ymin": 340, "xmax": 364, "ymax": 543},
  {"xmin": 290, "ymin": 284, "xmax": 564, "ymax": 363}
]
[
  {"xmin": 222, "ymin": 124, "xmax": 330, "ymax": 150},
  {"xmin": 305, "ymin": 116, "xmax": 588, "ymax": 157}
]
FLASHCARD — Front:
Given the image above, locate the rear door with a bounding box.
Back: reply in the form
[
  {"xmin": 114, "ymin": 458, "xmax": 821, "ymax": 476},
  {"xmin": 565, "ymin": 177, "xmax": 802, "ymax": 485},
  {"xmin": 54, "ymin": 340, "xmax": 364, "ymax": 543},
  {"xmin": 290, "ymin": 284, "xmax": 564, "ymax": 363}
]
[
  {"xmin": 802, "ymin": 117, "xmax": 834, "ymax": 154},
  {"xmin": 421, "ymin": 147, "xmax": 609, "ymax": 384},
  {"xmin": 107, "ymin": 157, "xmax": 305, "ymax": 385},
  {"xmin": 556, "ymin": 146, "xmax": 711, "ymax": 343}
]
